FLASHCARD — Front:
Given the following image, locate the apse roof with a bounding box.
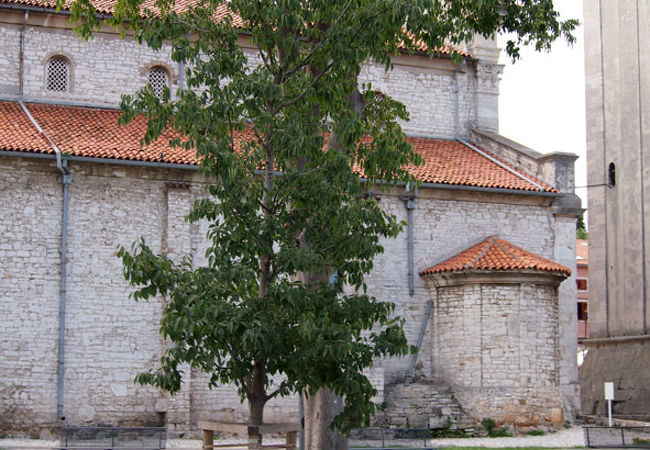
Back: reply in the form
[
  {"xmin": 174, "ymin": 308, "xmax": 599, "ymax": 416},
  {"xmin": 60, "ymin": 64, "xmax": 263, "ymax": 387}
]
[{"xmin": 419, "ymin": 236, "xmax": 571, "ymax": 276}]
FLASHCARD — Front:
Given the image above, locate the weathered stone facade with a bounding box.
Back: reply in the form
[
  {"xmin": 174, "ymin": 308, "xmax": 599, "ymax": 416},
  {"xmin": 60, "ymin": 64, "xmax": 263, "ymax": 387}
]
[
  {"xmin": 422, "ymin": 273, "xmax": 565, "ymax": 425},
  {"xmin": 581, "ymin": 0, "xmax": 650, "ymax": 420},
  {"xmin": 0, "ymin": 3, "xmax": 581, "ymax": 438},
  {"xmin": 0, "ymin": 9, "xmax": 484, "ymax": 138},
  {"xmin": 0, "ymin": 155, "xmax": 576, "ymax": 435}
]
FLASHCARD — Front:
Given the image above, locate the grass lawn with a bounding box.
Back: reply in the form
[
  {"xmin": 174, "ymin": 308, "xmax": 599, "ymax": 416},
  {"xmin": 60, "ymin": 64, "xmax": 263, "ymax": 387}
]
[{"xmin": 438, "ymin": 447, "xmax": 586, "ymax": 450}]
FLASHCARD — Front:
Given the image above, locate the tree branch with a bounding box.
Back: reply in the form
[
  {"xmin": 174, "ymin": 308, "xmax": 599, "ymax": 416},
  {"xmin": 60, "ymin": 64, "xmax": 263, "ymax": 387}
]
[{"xmin": 275, "ymin": 62, "xmax": 334, "ymax": 113}]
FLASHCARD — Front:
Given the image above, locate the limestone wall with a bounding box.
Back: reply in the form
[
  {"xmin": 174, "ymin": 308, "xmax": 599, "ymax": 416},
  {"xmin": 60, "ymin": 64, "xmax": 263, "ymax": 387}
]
[
  {"xmin": 0, "ymin": 156, "xmax": 564, "ymax": 435},
  {"xmin": 364, "ymin": 190, "xmax": 555, "ymax": 383},
  {"xmin": 581, "ymin": 0, "xmax": 650, "ymax": 419},
  {"xmin": 22, "ymin": 26, "xmax": 179, "ymax": 106},
  {"xmin": 0, "ymin": 157, "xmax": 62, "ymax": 436},
  {"xmin": 584, "ymin": 0, "xmax": 650, "ymax": 338},
  {"xmin": 579, "ymin": 338, "xmax": 650, "ymax": 419},
  {"xmin": 429, "ymin": 280, "xmax": 563, "ymax": 425},
  {"xmin": 0, "ymin": 11, "xmax": 481, "ymax": 138},
  {"xmin": 360, "ymin": 58, "xmax": 476, "ymax": 137},
  {"xmin": 0, "ymin": 21, "xmax": 20, "ymax": 96}
]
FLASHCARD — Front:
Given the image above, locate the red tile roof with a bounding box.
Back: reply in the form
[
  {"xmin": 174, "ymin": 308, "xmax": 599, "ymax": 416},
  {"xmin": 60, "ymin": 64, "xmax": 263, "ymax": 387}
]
[
  {"xmin": 0, "ymin": 101, "xmax": 208, "ymax": 164},
  {"xmin": 0, "ymin": 101, "xmax": 554, "ymax": 192},
  {"xmin": 419, "ymin": 236, "xmax": 571, "ymax": 276},
  {"xmin": 403, "ymin": 137, "xmax": 555, "ymax": 191},
  {"xmin": 1, "ymin": 0, "xmax": 237, "ymax": 20},
  {"xmin": 0, "ymin": 0, "xmax": 467, "ymax": 57}
]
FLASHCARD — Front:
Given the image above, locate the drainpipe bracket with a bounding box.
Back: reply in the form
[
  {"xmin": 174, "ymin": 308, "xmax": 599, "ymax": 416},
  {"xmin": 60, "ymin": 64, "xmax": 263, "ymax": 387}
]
[{"xmin": 62, "ymin": 173, "xmax": 72, "ymax": 185}]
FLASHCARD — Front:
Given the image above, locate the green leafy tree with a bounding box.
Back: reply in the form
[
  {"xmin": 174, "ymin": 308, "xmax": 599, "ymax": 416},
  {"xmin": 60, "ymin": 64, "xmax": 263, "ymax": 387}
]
[
  {"xmin": 577, "ymin": 212, "xmax": 588, "ymax": 239},
  {"xmin": 60, "ymin": 0, "xmax": 576, "ymax": 447}
]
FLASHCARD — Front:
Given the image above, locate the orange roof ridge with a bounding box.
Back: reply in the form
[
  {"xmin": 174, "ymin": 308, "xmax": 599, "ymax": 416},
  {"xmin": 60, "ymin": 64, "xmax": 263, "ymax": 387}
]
[
  {"xmin": 420, "ymin": 236, "xmax": 571, "ymax": 276},
  {"xmin": 495, "ymin": 239, "xmax": 521, "ymax": 261},
  {"xmin": 464, "ymin": 235, "xmax": 496, "ymax": 269}
]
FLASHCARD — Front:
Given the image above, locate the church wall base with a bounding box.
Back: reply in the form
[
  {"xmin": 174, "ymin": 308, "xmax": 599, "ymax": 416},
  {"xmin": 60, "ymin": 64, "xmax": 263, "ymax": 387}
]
[{"xmin": 580, "ymin": 337, "xmax": 650, "ymax": 420}]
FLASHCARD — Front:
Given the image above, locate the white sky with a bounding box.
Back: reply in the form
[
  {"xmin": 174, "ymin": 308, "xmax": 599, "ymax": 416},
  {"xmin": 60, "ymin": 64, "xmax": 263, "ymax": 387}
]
[{"xmin": 497, "ymin": 0, "xmax": 587, "ymax": 206}]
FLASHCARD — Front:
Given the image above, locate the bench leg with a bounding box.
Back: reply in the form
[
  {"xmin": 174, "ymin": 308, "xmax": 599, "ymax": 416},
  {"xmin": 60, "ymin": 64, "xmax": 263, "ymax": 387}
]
[
  {"xmin": 285, "ymin": 431, "xmax": 297, "ymax": 450},
  {"xmin": 202, "ymin": 430, "xmax": 213, "ymax": 450}
]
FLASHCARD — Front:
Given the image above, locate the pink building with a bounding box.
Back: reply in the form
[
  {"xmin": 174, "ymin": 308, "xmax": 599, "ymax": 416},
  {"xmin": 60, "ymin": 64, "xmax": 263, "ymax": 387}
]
[{"xmin": 576, "ymin": 239, "xmax": 589, "ymax": 341}]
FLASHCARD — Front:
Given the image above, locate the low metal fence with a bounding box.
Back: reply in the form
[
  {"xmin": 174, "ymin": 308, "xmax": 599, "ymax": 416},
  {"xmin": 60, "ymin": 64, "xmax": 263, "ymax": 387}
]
[
  {"xmin": 584, "ymin": 426, "xmax": 650, "ymax": 448},
  {"xmin": 60, "ymin": 426, "xmax": 167, "ymax": 450},
  {"xmin": 348, "ymin": 427, "xmax": 435, "ymax": 449}
]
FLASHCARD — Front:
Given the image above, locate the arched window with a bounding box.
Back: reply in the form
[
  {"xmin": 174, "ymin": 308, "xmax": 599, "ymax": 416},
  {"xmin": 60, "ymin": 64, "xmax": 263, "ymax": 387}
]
[
  {"xmin": 148, "ymin": 66, "xmax": 169, "ymax": 99},
  {"xmin": 46, "ymin": 56, "xmax": 69, "ymax": 92},
  {"xmin": 608, "ymin": 162, "xmax": 616, "ymax": 187}
]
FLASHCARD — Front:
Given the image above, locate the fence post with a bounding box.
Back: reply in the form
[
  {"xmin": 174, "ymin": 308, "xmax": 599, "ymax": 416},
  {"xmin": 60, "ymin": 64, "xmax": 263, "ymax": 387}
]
[{"xmin": 621, "ymin": 428, "xmax": 625, "ymax": 447}]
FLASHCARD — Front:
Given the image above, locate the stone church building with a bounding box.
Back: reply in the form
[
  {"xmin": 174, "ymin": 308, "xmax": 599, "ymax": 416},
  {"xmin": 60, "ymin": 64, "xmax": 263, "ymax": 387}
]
[{"xmin": 0, "ymin": 0, "xmax": 583, "ymax": 437}]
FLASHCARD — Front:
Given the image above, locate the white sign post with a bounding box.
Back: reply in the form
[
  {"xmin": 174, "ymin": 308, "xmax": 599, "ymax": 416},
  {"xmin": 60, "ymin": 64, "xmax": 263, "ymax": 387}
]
[{"xmin": 604, "ymin": 382, "xmax": 615, "ymax": 427}]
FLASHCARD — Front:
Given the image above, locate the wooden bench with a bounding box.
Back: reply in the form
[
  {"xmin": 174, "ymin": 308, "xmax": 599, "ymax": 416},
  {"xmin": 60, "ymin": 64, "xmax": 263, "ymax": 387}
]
[{"xmin": 199, "ymin": 421, "xmax": 299, "ymax": 450}]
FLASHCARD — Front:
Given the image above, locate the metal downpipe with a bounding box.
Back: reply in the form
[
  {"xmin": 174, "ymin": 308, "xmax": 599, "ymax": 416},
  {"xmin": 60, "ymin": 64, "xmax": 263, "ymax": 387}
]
[
  {"xmin": 178, "ymin": 61, "xmax": 185, "ymax": 91},
  {"xmin": 19, "ymin": 10, "xmax": 28, "ymax": 99},
  {"xmin": 406, "ymin": 194, "xmax": 416, "ymax": 296},
  {"xmin": 58, "ymin": 171, "xmax": 71, "ymax": 421},
  {"xmin": 19, "ymin": 100, "xmax": 71, "ymax": 421},
  {"xmin": 401, "ymin": 185, "xmax": 417, "ymax": 296},
  {"xmin": 454, "ymin": 60, "xmax": 465, "ymax": 140}
]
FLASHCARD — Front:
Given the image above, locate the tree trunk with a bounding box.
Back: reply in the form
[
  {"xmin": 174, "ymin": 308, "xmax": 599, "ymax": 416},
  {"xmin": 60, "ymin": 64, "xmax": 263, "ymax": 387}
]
[
  {"xmin": 298, "ymin": 268, "xmax": 348, "ymax": 449},
  {"xmin": 301, "ymin": 80, "xmax": 364, "ymax": 450},
  {"xmin": 247, "ymin": 361, "xmax": 266, "ymax": 450},
  {"xmin": 247, "ymin": 400, "xmax": 264, "ymax": 450},
  {"xmin": 304, "ymin": 389, "xmax": 348, "ymax": 450}
]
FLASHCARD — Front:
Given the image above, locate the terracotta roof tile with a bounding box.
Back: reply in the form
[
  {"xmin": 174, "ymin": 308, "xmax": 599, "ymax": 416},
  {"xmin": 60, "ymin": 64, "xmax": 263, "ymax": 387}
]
[
  {"xmin": 419, "ymin": 236, "xmax": 571, "ymax": 276},
  {"xmin": 0, "ymin": 0, "xmax": 226, "ymax": 17},
  {"xmin": 0, "ymin": 101, "xmax": 554, "ymax": 192},
  {"xmin": 403, "ymin": 136, "xmax": 555, "ymax": 192},
  {"xmin": 0, "ymin": 0, "xmax": 465, "ymax": 56},
  {"xmin": 0, "ymin": 101, "xmax": 256, "ymax": 164}
]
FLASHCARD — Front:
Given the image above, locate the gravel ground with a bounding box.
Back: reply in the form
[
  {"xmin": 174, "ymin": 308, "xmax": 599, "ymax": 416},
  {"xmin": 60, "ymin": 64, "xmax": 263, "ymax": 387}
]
[
  {"xmin": 1, "ymin": 427, "xmax": 586, "ymax": 449},
  {"xmin": 427, "ymin": 426, "xmax": 585, "ymax": 448}
]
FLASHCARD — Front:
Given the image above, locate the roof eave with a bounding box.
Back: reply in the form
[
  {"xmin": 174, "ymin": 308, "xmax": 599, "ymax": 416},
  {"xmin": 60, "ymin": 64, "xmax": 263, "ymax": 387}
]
[
  {"xmin": 0, "ymin": 2, "xmax": 114, "ymax": 19},
  {"xmin": 421, "ymin": 268, "xmax": 571, "ymax": 287},
  {"xmin": 0, "ymin": 149, "xmax": 563, "ymax": 196}
]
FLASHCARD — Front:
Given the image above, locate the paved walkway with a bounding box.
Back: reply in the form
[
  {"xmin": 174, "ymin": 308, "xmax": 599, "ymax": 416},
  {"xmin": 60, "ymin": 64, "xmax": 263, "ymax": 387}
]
[{"xmin": 1, "ymin": 426, "xmax": 587, "ymax": 449}]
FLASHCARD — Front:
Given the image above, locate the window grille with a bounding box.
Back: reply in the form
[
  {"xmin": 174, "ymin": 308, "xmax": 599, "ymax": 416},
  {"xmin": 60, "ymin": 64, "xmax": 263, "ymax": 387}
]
[
  {"xmin": 46, "ymin": 57, "xmax": 69, "ymax": 92},
  {"xmin": 149, "ymin": 67, "xmax": 168, "ymax": 99}
]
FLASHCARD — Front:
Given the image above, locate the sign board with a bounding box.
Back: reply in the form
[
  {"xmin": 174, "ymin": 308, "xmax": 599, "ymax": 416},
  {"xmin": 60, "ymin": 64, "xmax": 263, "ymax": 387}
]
[{"xmin": 605, "ymin": 382, "xmax": 615, "ymax": 400}]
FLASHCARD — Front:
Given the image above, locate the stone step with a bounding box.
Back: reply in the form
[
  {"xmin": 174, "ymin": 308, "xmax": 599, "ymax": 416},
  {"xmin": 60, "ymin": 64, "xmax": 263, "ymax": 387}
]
[{"xmin": 372, "ymin": 383, "xmax": 474, "ymax": 431}]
